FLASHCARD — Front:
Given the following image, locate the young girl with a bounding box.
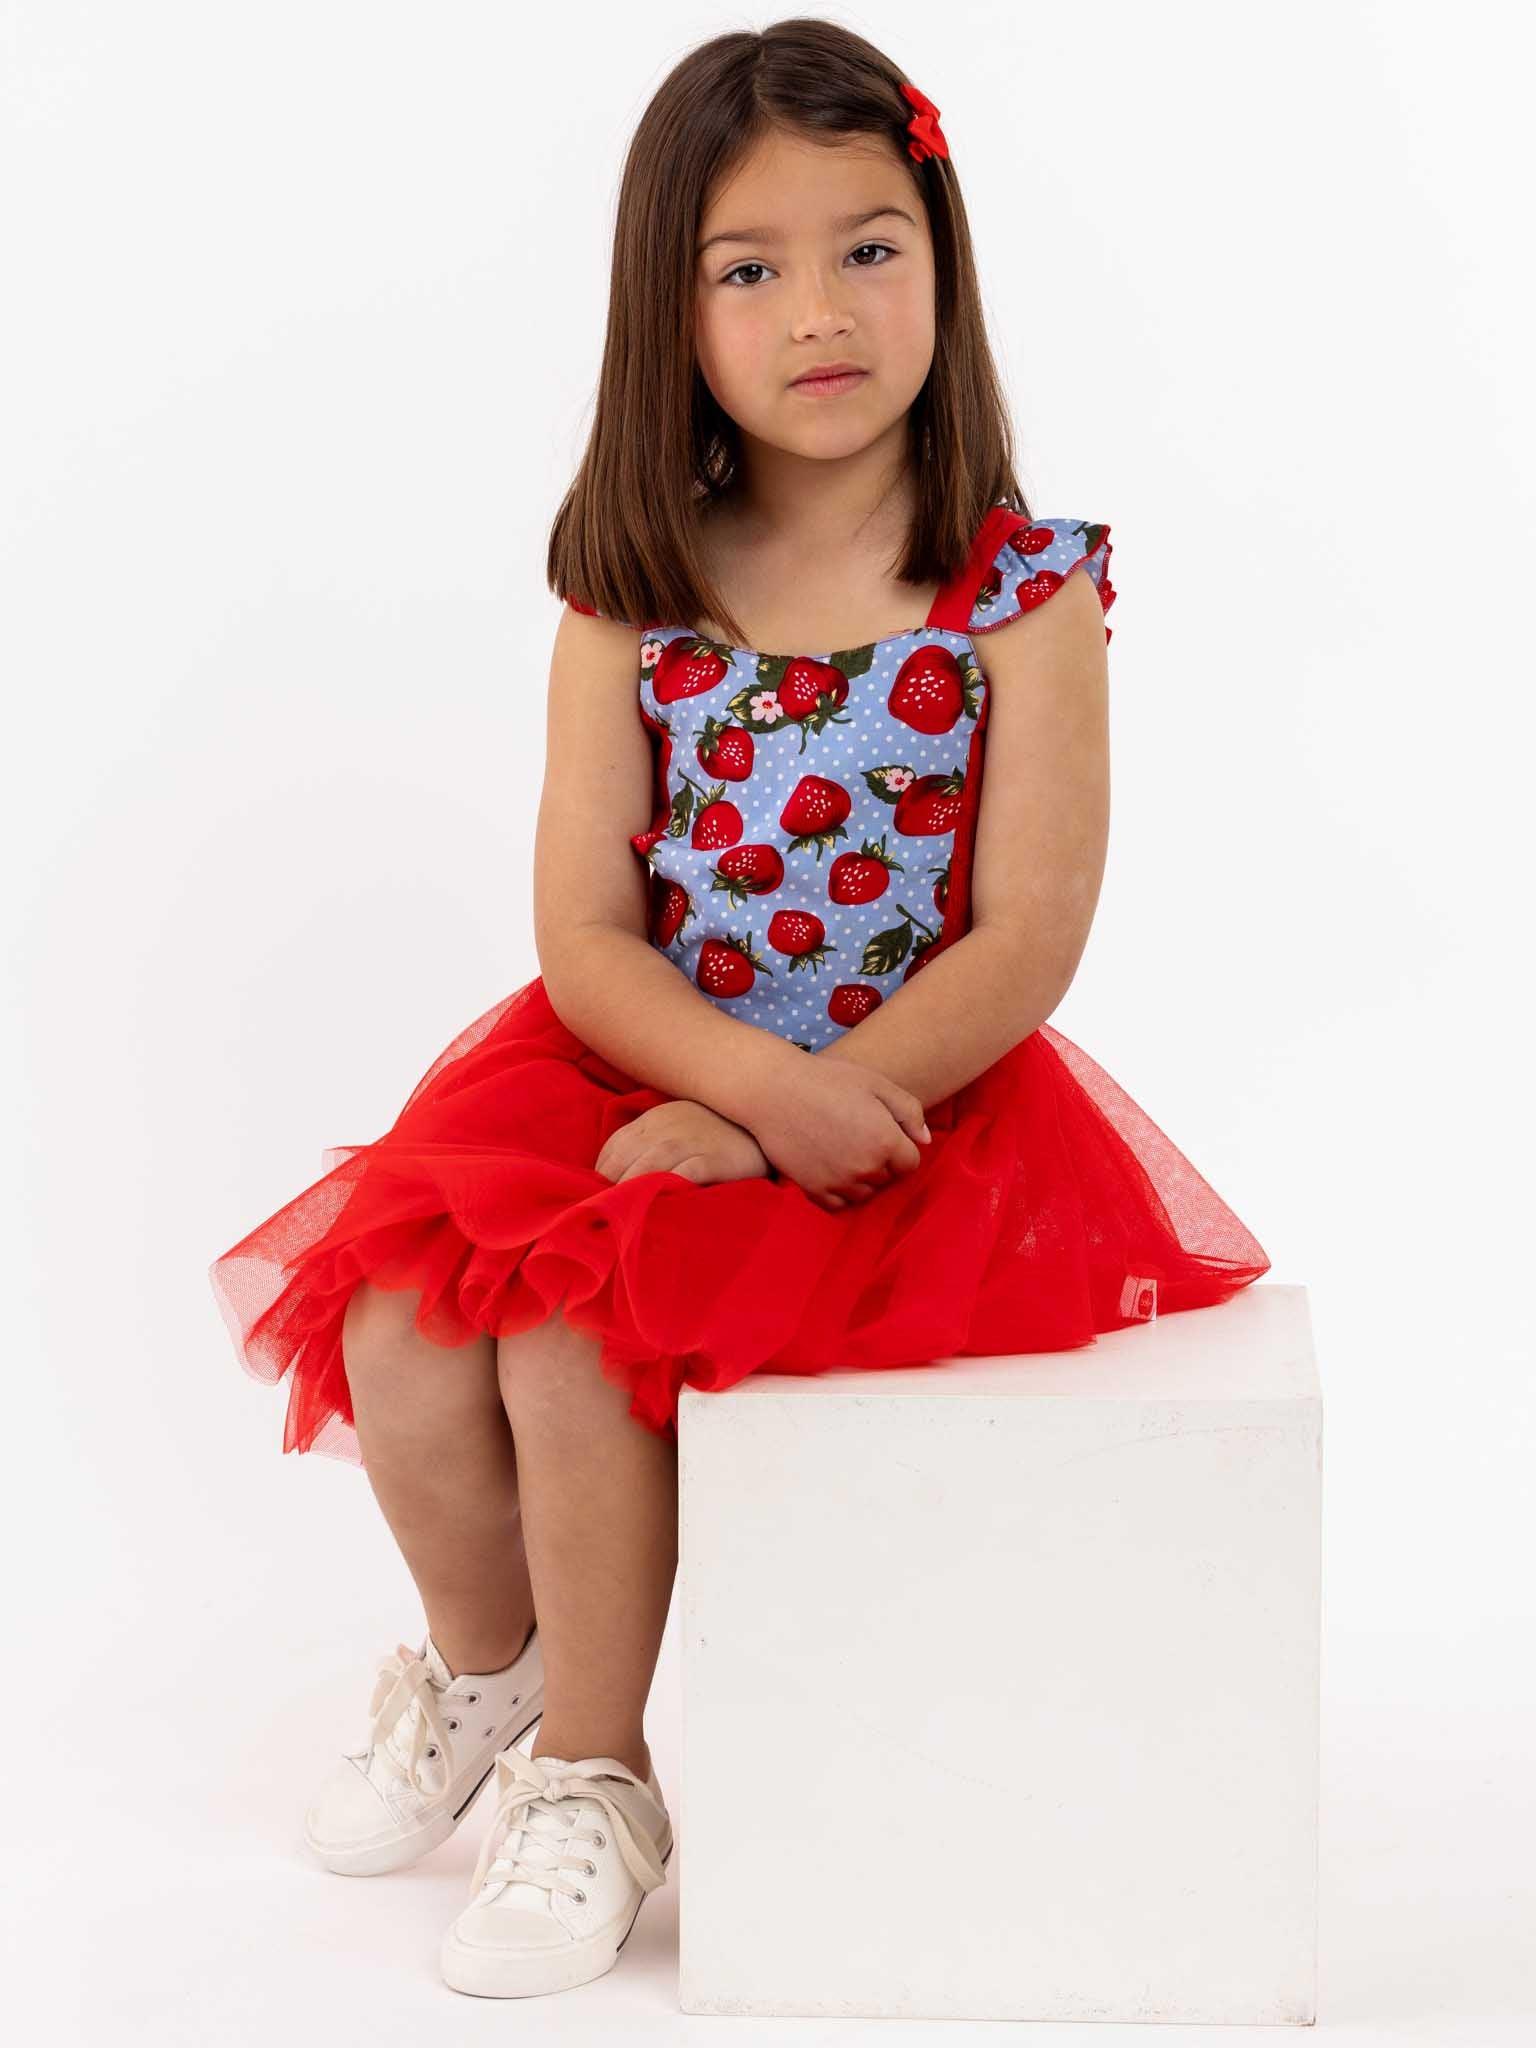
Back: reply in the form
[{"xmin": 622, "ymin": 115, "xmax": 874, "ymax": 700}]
[{"xmin": 210, "ymin": 18, "xmax": 1269, "ymax": 2003}]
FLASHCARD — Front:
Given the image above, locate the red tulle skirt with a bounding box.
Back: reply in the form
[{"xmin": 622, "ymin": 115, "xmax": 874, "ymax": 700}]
[{"xmin": 208, "ymin": 974, "xmax": 1270, "ymax": 1462}]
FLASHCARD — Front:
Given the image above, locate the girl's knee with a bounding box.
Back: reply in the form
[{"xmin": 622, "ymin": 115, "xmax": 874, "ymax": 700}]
[
  {"xmin": 497, "ymin": 1309, "xmax": 596, "ymax": 1386},
  {"xmin": 341, "ymin": 1279, "xmax": 431, "ymax": 1382},
  {"xmin": 345, "ymin": 1274, "xmax": 419, "ymax": 1330}
]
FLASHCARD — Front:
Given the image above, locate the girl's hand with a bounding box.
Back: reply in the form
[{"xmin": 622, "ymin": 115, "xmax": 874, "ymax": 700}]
[
  {"xmin": 596, "ymin": 1099, "xmax": 772, "ymax": 1190},
  {"xmin": 739, "ymin": 1051, "xmax": 931, "ymax": 1212}
]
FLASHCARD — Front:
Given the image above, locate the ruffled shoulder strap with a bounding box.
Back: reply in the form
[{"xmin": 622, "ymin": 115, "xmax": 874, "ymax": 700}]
[{"xmin": 966, "ymin": 515, "xmax": 1116, "ymax": 642}]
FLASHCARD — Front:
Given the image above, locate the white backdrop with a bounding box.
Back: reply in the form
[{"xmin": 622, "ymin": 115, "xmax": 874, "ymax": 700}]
[{"xmin": 5, "ymin": 3, "xmax": 1532, "ymax": 2040}]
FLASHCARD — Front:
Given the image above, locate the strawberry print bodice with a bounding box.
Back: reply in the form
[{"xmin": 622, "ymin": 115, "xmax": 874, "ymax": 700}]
[{"xmin": 576, "ymin": 511, "xmax": 1114, "ymax": 1053}]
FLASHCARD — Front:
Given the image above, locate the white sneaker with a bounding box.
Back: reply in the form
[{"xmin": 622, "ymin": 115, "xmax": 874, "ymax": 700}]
[
  {"xmin": 303, "ymin": 1625, "xmax": 544, "ymax": 1876},
  {"xmin": 439, "ymin": 1748, "xmax": 674, "ymax": 1997}
]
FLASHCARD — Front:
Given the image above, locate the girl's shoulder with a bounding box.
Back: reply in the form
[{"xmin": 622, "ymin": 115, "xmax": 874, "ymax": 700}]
[
  {"xmin": 566, "ymin": 511, "xmax": 1117, "ymax": 644},
  {"xmin": 967, "ymin": 516, "xmax": 1116, "ymax": 642}
]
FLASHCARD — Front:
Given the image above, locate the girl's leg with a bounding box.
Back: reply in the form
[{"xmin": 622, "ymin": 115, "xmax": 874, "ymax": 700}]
[
  {"xmin": 341, "ymin": 1280, "xmax": 537, "ymax": 1676},
  {"xmin": 495, "ymin": 1311, "xmax": 677, "ymax": 1784}
]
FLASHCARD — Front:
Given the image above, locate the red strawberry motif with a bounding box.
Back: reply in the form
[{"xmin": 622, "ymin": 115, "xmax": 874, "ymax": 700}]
[
  {"xmin": 653, "ymin": 636, "xmax": 732, "ymax": 705},
  {"xmin": 767, "ymin": 907, "xmax": 836, "ymax": 972},
  {"xmin": 679, "ymin": 775, "xmax": 743, "ymax": 850},
  {"xmin": 1013, "ymin": 568, "xmax": 1065, "ymax": 610},
  {"xmin": 827, "ymin": 836, "xmax": 904, "ymax": 905},
  {"xmin": 827, "ymin": 984, "xmax": 883, "ymax": 1028},
  {"xmin": 651, "ymin": 874, "xmax": 691, "ymax": 948},
  {"xmin": 727, "ymin": 645, "xmax": 872, "ymax": 748},
  {"xmin": 709, "ymin": 844, "xmax": 784, "ymax": 905},
  {"xmin": 775, "ymin": 656, "xmax": 852, "ymax": 746},
  {"xmin": 892, "ymin": 769, "xmax": 966, "ymax": 836},
  {"xmin": 697, "ymin": 932, "xmax": 771, "ymax": 999},
  {"xmin": 1008, "ymin": 522, "xmax": 1059, "ymax": 561},
  {"xmin": 696, "ymin": 717, "xmax": 753, "ymax": 780},
  {"xmin": 970, "ymin": 564, "xmax": 1003, "ymax": 616},
  {"xmin": 780, "ymin": 775, "xmax": 852, "ymax": 859},
  {"xmin": 887, "ymin": 644, "xmax": 972, "ymax": 735}
]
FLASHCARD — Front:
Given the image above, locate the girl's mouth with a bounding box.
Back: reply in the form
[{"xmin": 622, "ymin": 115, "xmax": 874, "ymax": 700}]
[{"xmin": 789, "ymin": 370, "xmax": 869, "ymax": 398}]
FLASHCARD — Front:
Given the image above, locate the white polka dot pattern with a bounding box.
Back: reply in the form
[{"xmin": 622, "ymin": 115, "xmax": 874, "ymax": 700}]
[{"xmin": 627, "ymin": 517, "xmax": 1115, "ymax": 1050}]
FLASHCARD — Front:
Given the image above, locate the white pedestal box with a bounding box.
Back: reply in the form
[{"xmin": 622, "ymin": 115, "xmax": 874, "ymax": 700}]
[{"xmin": 675, "ymin": 1281, "xmax": 1320, "ymax": 2023}]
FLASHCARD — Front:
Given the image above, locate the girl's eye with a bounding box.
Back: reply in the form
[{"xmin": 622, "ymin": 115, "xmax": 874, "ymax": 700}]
[{"xmin": 720, "ymin": 243, "xmax": 897, "ymax": 289}]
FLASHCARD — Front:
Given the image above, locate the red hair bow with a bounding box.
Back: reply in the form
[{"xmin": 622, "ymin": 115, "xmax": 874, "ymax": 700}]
[{"xmin": 900, "ymin": 81, "xmax": 950, "ymax": 165}]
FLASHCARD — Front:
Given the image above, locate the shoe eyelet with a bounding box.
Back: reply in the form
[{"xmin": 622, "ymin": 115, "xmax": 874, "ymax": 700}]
[
  {"xmin": 465, "ymin": 1691, "xmax": 480, "ymax": 1704},
  {"xmin": 425, "ymin": 1745, "xmax": 439, "ymax": 1759},
  {"xmin": 592, "ymin": 1831, "xmax": 605, "ymax": 1847},
  {"xmin": 573, "ymin": 1889, "xmax": 586, "ymax": 1904},
  {"xmin": 510, "ymin": 1695, "xmax": 520, "ymax": 1705},
  {"xmin": 584, "ymin": 1860, "xmax": 597, "ymax": 1877},
  {"xmin": 446, "ymin": 1718, "xmax": 459, "ymax": 1731},
  {"xmin": 483, "ymin": 1726, "xmax": 495, "ymax": 1738}
]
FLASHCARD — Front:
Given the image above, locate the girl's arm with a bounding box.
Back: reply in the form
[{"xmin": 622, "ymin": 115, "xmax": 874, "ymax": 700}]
[{"xmin": 534, "ymin": 605, "xmax": 802, "ymax": 1129}]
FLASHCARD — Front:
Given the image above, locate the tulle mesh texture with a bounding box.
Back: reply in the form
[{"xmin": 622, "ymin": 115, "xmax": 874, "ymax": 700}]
[
  {"xmin": 209, "ymin": 974, "xmax": 1269, "ymax": 1462},
  {"xmin": 211, "ymin": 507, "xmax": 1269, "ymax": 1461}
]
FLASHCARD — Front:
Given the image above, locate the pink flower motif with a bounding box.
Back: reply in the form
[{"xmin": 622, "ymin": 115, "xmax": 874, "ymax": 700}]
[
  {"xmin": 640, "ymin": 637, "xmax": 664, "ymax": 667},
  {"xmin": 750, "ymin": 691, "xmax": 784, "ymax": 723},
  {"xmin": 885, "ymin": 766, "xmax": 915, "ymax": 791}
]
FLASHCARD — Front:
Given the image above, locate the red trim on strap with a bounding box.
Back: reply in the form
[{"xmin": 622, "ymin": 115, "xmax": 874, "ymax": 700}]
[{"xmin": 924, "ymin": 504, "xmax": 1027, "ymax": 633}]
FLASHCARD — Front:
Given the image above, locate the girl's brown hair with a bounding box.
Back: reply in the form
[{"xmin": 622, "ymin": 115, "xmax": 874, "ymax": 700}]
[{"xmin": 546, "ymin": 16, "xmax": 1032, "ymax": 647}]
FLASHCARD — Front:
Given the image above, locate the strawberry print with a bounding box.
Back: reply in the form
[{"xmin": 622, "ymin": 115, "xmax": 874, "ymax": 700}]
[
  {"xmin": 828, "ymin": 984, "xmax": 883, "ymax": 1027},
  {"xmin": 652, "ymin": 634, "xmax": 733, "ymax": 705},
  {"xmin": 709, "ymin": 844, "xmax": 784, "ymax": 905},
  {"xmin": 767, "ymin": 907, "xmax": 836, "ymax": 972},
  {"xmin": 781, "ymin": 775, "xmax": 853, "ymax": 858},
  {"xmin": 861, "ymin": 761, "xmax": 970, "ymax": 838},
  {"xmin": 887, "ymin": 643, "xmax": 982, "ymax": 734},
  {"xmin": 650, "ymin": 872, "xmax": 692, "ymax": 948},
  {"xmin": 827, "ymin": 836, "xmax": 904, "ymax": 904},
  {"xmin": 687, "ymin": 780, "xmax": 742, "ymax": 849},
  {"xmin": 696, "ymin": 931, "xmax": 771, "ymax": 999},
  {"xmin": 616, "ymin": 513, "xmax": 1115, "ymax": 1048},
  {"xmin": 695, "ymin": 716, "xmax": 753, "ymax": 780},
  {"xmin": 726, "ymin": 644, "xmax": 874, "ymax": 756}
]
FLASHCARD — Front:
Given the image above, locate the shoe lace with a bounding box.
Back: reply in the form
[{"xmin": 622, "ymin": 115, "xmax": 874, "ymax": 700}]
[
  {"xmin": 468, "ymin": 1748, "xmax": 667, "ymax": 1903},
  {"xmin": 356, "ymin": 1643, "xmax": 453, "ymax": 1795}
]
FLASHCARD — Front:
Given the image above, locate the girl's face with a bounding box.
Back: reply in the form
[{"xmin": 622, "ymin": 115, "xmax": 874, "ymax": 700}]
[{"xmin": 693, "ymin": 127, "xmax": 936, "ymax": 471}]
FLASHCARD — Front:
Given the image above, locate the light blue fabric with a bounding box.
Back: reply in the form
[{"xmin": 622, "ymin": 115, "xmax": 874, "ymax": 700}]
[{"xmin": 630, "ymin": 516, "xmax": 1112, "ymax": 1050}]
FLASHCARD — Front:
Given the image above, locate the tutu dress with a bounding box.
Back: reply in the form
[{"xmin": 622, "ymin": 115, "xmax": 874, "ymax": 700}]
[{"xmin": 209, "ymin": 504, "xmax": 1269, "ymax": 1461}]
